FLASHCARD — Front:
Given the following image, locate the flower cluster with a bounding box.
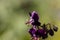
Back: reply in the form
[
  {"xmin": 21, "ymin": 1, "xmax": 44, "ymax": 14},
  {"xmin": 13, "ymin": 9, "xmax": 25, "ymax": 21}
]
[{"xmin": 26, "ymin": 11, "xmax": 58, "ymax": 40}]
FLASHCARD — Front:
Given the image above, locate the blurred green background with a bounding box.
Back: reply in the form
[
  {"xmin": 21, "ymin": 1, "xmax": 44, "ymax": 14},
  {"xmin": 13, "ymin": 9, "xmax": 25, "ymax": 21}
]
[{"xmin": 0, "ymin": 0, "xmax": 60, "ymax": 40}]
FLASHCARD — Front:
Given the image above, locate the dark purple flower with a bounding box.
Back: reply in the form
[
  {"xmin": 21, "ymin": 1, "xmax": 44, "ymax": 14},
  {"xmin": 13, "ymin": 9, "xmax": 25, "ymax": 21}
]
[
  {"xmin": 32, "ymin": 11, "xmax": 39, "ymax": 21},
  {"xmin": 48, "ymin": 29, "xmax": 54, "ymax": 36},
  {"xmin": 29, "ymin": 11, "xmax": 41, "ymax": 28},
  {"xmin": 29, "ymin": 11, "xmax": 39, "ymax": 21},
  {"xmin": 35, "ymin": 29, "xmax": 48, "ymax": 38},
  {"xmin": 29, "ymin": 28, "xmax": 36, "ymax": 37}
]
